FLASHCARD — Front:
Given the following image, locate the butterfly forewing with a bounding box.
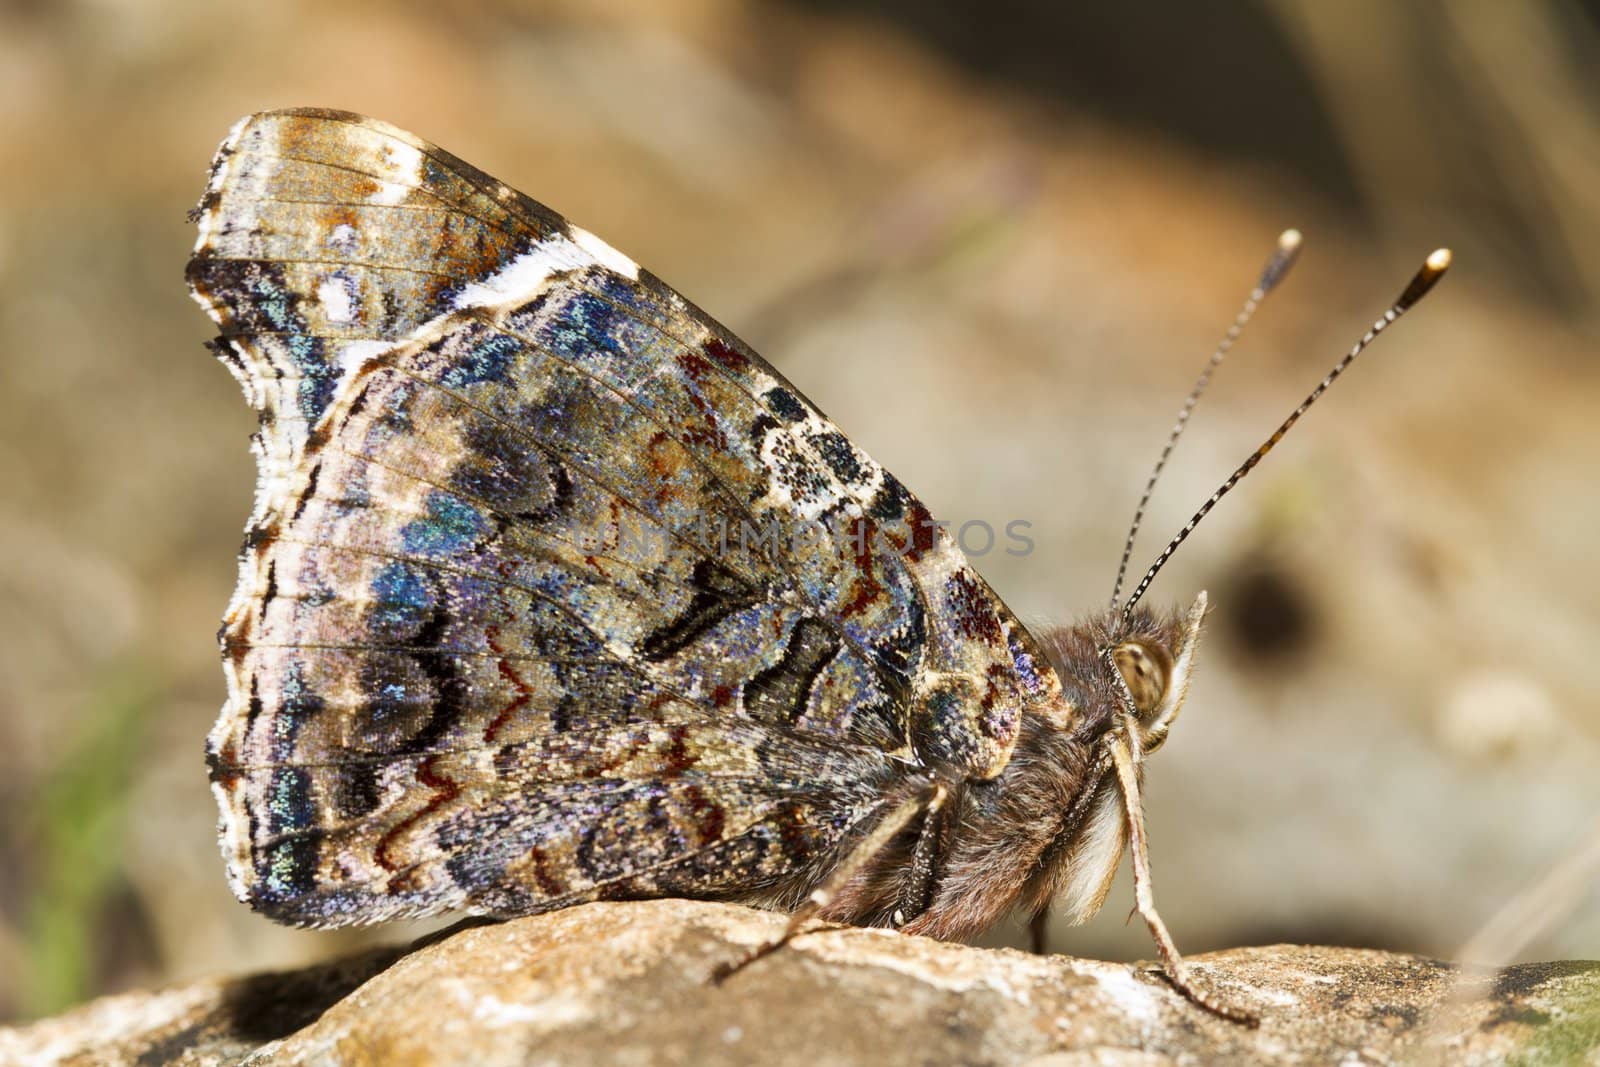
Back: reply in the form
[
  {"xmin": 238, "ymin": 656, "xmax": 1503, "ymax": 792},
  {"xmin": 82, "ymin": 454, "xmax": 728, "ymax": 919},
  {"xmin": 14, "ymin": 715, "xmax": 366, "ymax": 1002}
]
[{"xmin": 190, "ymin": 109, "xmax": 1061, "ymax": 927}]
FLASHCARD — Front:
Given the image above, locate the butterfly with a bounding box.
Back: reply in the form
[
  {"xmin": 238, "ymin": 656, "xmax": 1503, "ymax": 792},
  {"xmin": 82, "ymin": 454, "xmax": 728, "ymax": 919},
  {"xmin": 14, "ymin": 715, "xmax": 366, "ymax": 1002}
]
[{"xmin": 188, "ymin": 108, "xmax": 1449, "ymax": 1024}]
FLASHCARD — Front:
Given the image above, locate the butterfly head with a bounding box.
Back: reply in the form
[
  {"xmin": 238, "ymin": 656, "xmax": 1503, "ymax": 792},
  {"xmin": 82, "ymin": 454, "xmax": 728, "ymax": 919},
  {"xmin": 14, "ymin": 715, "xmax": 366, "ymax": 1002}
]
[
  {"xmin": 988, "ymin": 590, "xmax": 1208, "ymax": 930},
  {"xmin": 1100, "ymin": 590, "xmax": 1208, "ymax": 758}
]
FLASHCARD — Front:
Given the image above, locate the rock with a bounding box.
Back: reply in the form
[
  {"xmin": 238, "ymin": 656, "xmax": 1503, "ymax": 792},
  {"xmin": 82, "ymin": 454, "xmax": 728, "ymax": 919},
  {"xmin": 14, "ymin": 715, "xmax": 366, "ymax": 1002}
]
[{"xmin": 2, "ymin": 900, "xmax": 1595, "ymax": 1066}]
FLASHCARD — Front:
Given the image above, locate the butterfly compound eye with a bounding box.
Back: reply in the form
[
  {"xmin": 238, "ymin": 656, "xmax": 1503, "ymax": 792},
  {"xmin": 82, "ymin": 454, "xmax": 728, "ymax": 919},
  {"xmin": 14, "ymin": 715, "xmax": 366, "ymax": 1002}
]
[{"xmin": 1112, "ymin": 640, "xmax": 1174, "ymax": 717}]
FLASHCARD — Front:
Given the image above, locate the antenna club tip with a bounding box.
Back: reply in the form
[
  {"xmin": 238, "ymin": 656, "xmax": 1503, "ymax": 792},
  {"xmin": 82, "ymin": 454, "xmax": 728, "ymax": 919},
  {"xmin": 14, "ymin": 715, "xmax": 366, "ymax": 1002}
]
[
  {"xmin": 1259, "ymin": 229, "xmax": 1304, "ymax": 291},
  {"xmin": 1395, "ymin": 246, "xmax": 1454, "ymax": 309}
]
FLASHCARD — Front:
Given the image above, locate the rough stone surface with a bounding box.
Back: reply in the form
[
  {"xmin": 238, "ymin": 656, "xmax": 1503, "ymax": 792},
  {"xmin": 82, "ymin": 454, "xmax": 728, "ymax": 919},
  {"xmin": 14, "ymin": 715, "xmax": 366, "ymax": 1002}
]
[{"xmin": 2, "ymin": 901, "xmax": 1596, "ymax": 1066}]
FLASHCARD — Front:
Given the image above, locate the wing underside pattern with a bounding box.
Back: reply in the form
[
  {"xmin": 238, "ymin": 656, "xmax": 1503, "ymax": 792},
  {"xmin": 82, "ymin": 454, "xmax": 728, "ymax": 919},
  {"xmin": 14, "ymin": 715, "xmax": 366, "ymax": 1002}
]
[{"xmin": 189, "ymin": 109, "xmax": 1060, "ymax": 925}]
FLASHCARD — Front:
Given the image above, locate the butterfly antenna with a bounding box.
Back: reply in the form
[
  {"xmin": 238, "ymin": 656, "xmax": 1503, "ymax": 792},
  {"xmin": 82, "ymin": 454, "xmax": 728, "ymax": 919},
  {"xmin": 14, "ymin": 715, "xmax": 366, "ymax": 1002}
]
[
  {"xmin": 1110, "ymin": 229, "xmax": 1304, "ymax": 609},
  {"xmin": 1120, "ymin": 247, "xmax": 1453, "ymax": 618}
]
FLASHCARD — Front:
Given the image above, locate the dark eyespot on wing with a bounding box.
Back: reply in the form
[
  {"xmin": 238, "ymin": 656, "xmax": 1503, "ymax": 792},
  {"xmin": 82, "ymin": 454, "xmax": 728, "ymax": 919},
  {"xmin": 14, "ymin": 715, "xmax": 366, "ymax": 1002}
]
[
  {"xmin": 763, "ymin": 386, "xmax": 808, "ymax": 423},
  {"xmin": 811, "ymin": 430, "xmax": 864, "ymax": 484}
]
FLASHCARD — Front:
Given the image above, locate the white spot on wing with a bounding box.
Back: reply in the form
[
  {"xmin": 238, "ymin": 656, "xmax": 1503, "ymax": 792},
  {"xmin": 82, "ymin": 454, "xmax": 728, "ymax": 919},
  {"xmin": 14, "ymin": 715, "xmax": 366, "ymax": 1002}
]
[
  {"xmin": 328, "ymin": 223, "xmax": 357, "ymax": 250},
  {"xmin": 570, "ymin": 225, "xmax": 640, "ymax": 280},
  {"xmin": 368, "ymin": 141, "xmax": 424, "ymax": 206},
  {"xmin": 451, "ymin": 247, "xmax": 563, "ymax": 309},
  {"xmin": 451, "ymin": 232, "xmax": 619, "ymax": 309},
  {"xmin": 369, "ymin": 181, "xmax": 411, "ymax": 207},
  {"xmin": 337, "ymin": 339, "xmax": 395, "ymax": 373},
  {"xmin": 317, "ymin": 274, "xmax": 358, "ymax": 323}
]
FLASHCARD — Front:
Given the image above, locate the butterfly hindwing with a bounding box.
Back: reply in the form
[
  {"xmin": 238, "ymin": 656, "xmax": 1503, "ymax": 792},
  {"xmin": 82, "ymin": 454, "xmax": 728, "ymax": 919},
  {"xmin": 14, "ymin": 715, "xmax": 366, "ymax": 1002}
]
[{"xmin": 190, "ymin": 109, "xmax": 1061, "ymax": 926}]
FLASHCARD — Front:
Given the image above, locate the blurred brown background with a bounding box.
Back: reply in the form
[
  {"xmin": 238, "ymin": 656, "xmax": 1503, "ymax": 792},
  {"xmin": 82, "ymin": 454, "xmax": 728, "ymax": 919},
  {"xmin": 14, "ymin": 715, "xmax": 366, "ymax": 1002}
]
[{"xmin": 1, "ymin": 0, "xmax": 1597, "ymax": 1023}]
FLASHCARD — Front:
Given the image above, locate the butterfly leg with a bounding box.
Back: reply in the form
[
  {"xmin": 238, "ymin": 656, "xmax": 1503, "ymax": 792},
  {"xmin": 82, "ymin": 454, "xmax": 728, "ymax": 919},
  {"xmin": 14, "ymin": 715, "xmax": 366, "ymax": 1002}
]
[
  {"xmin": 1028, "ymin": 904, "xmax": 1052, "ymax": 954},
  {"xmin": 892, "ymin": 780, "xmax": 952, "ymax": 927},
  {"xmin": 712, "ymin": 780, "xmax": 946, "ymax": 984},
  {"xmin": 1109, "ymin": 729, "xmax": 1258, "ymax": 1026}
]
